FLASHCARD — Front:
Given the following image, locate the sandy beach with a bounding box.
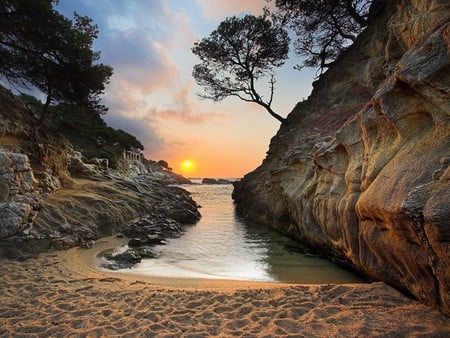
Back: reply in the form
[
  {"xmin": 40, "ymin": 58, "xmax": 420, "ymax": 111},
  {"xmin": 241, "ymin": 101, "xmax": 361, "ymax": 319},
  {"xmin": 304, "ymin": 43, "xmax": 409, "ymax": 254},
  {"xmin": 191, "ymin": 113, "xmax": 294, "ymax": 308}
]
[{"xmin": 0, "ymin": 237, "xmax": 448, "ymax": 337}]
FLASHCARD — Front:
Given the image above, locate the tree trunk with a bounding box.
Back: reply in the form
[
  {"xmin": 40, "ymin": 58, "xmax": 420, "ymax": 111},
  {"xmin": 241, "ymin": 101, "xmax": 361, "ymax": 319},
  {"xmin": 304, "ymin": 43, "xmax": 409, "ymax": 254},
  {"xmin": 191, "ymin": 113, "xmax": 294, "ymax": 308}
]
[
  {"xmin": 38, "ymin": 92, "xmax": 52, "ymax": 126},
  {"xmin": 265, "ymin": 105, "xmax": 286, "ymax": 123}
]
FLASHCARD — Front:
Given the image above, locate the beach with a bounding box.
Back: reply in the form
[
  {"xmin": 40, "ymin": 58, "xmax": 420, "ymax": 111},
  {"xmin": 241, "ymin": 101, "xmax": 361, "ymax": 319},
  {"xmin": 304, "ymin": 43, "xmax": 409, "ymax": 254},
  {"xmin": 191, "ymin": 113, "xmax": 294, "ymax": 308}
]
[{"xmin": 0, "ymin": 237, "xmax": 448, "ymax": 337}]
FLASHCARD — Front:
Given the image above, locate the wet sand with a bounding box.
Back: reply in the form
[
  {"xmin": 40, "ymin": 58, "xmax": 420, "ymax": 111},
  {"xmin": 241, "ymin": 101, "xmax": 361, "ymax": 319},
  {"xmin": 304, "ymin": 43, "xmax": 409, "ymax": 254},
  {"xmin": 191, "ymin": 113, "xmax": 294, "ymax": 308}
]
[{"xmin": 0, "ymin": 237, "xmax": 448, "ymax": 337}]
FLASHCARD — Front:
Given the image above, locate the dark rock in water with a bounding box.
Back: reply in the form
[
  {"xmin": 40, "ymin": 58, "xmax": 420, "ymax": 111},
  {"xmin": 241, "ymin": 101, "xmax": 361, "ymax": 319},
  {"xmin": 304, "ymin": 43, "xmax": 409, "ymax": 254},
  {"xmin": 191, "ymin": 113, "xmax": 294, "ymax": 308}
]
[
  {"xmin": 102, "ymin": 246, "xmax": 156, "ymax": 270},
  {"xmin": 145, "ymin": 234, "xmax": 166, "ymax": 245},
  {"xmin": 107, "ymin": 250, "xmax": 141, "ymax": 264},
  {"xmin": 202, "ymin": 178, "xmax": 218, "ymax": 184},
  {"xmin": 161, "ymin": 203, "xmax": 201, "ymax": 224},
  {"xmin": 202, "ymin": 178, "xmax": 232, "ymax": 184}
]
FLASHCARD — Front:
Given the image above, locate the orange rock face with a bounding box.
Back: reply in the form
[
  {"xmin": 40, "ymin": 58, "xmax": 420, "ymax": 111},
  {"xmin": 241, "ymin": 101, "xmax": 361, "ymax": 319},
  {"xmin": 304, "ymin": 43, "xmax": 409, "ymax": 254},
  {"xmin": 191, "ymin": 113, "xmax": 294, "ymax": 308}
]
[{"xmin": 233, "ymin": 1, "xmax": 450, "ymax": 315}]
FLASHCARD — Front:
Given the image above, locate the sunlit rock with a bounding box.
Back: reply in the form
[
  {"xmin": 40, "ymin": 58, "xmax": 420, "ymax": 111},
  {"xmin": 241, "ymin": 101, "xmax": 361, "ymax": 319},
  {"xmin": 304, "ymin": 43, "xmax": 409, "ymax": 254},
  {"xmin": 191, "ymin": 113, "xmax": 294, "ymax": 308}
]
[{"xmin": 233, "ymin": 1, "xmax": 450, "ymax": 315}]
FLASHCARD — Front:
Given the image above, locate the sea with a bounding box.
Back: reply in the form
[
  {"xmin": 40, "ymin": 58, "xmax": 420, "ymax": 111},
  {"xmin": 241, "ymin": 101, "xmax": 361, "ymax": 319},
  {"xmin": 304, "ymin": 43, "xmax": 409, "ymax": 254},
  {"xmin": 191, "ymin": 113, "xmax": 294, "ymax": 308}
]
[{"xmin": 125, "ymin": 179, "xmax": 363, "ymax": 283}]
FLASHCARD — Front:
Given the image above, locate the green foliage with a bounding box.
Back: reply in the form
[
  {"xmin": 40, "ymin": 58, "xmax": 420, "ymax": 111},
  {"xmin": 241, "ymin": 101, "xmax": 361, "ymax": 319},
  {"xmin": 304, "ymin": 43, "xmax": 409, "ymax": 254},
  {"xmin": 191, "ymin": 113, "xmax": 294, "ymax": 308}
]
[
  {"xmin": 0, "ymin": 0, "xmax": 113, "ymax": 123},
  {"xmin": 3, "ymin": 1, "xmax": 144, "ymax": 170},
  {"xmin": 192, "ymin": 15, "xmax": 289, "ymax": 123},
  {"xmin": 267, "ymin": 0, "xmax": 379, "ymax": 72},
  {"xmin": 99, "ymin": 148, "xmax": 118, "ymax": 169},
  {"xmin": 16, "ymin": 96, "xmax": 144, "ymax": 168},
  {"xmin": 54, "ymin": 103, "xmax": 144, "ymax": 166}
]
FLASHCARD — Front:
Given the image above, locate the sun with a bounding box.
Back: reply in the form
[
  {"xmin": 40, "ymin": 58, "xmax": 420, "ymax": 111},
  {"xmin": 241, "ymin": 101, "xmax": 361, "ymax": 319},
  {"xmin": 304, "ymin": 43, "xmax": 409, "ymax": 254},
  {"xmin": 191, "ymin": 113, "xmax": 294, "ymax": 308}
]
[
  {"xmin": 183, "ymin": 160, "xmax": 193, "ymax": 169},
  {"xmin": 180, "ymin": 159, "xmax": 197, "ymax": 174}
]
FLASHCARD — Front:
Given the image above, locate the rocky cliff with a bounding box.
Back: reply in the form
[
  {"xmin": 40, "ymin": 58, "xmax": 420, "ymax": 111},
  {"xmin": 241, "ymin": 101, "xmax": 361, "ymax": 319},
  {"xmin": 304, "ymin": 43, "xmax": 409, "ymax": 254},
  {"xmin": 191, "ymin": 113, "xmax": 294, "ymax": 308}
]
[
  {"xmin": 233, "ymin": 0, "xmax": 450, "ymax": 315},
  {"xmin": 0, "ymin": 86, "xmax": 200, "ymax": 257}
]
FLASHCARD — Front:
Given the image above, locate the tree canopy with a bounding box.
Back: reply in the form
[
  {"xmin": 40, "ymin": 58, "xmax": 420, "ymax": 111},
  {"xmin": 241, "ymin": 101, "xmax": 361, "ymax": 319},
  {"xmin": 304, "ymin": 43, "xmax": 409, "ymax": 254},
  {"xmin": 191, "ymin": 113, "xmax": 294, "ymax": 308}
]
[
  {"xmin": 192, "ymin": 15, "xmax": 290, "ymax": 123},
  {"xmin": 0, "ymin": 0, "xmax": 113, "ymax": 124},
  {"xmin": 267, "ymin": 0, "xmax": 383, "ymax": 71}
]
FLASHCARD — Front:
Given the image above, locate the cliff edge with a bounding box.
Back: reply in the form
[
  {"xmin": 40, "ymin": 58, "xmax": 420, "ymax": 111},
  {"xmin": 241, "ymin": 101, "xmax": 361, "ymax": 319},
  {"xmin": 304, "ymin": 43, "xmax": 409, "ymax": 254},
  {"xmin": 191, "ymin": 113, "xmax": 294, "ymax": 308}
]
[{"xmin": 233, "ymin": 0, "xmax": 450, "ymax": 315}]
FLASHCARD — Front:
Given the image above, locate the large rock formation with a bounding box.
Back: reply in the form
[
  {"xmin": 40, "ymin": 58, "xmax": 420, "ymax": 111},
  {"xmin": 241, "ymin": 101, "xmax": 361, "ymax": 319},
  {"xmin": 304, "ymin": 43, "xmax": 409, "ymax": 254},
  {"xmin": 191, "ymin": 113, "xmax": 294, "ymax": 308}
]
[
  {"xmin": 233, "ymin": 0, "xmax": 450, "ymax": 315},
  {"xmin": 0, "ymin": 86, "xmax": 200, "ymax": 256}
]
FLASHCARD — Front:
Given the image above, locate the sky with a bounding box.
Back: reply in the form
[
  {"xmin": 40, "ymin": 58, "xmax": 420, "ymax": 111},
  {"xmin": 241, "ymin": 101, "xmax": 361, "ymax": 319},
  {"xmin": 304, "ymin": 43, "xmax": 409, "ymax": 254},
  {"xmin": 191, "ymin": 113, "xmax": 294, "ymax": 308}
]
[{"xmin": 56, "ymin": 0, "xmax": 315, "ymax": 178}]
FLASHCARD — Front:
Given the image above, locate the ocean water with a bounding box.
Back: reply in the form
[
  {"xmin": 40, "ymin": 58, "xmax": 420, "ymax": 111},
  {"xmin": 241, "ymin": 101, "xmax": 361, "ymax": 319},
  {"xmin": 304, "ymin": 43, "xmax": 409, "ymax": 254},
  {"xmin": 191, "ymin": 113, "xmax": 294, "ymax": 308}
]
[{"xmin": 128, "ymin": 181, "xmax": 363, "ymax": 283}]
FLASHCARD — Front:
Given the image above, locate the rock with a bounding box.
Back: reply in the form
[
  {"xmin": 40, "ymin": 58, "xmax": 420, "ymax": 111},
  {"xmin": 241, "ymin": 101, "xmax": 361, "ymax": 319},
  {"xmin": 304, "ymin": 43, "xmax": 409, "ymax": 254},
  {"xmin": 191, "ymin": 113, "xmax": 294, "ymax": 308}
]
[
  {"xmin": 68, "ymin": 152, "xmax": 99, "ymax": 178},
  {"xmin": 162, "ymin": 207, "xmax": 201, "ymax": 224},
  {"xmin": 202, "ymin": 178, "xmax": 218, "ymax": 184},
  {"xmin": 87, "ymin": 157, "xmax": 109, "ymax": 171},
  {"xmin": 128, "ymin": 238, "xmax": 142, "ymax": 247},
  {"xmin": 68, "ymin": 152, "xmax": 113, "ymax": 179},
  {"xmin": 233, "ymin": 1, "xmax": 450, "ymax": 316},
  {"xmin": 51, "ymin": 235, "xmax": 78, "ymax": 250},
  {"xmin": 145, "ymin": 234, "xmax": 165, "ymax": 245},
  {"xmin": 0, "ymin": 181, "xmax": 9, "ymax": 202},
  {"xmin": 0, "ymin": 202, "xmax": 33, "ymax": 238},
  {"xmin": 29, "ymin": 174, "xmax": 200, "ymax": 253},
  {"xmin": 202, "ymin": 178, "xmax": 231, "ymax": 184},
  {"xmin": 122, "ymin": 214, "xmax": 184, "ymax": 240},
  {"xmin": 0, "ymin": 149, "xmax": 37, "ymax": 196},
  {"xmin": 81, "ymin": 240, "xmax": 95, "ymax": 249},
  {"xmin": 102, "ymin": 246, "xmax": 156, "ymax": 270},
  {"xmin": 34, "ymin": 171, "xmax": 61, "ymax": 193},
  {"xmin": 128, "ymin": 234, "xmax": 165, "ymax": 247}
]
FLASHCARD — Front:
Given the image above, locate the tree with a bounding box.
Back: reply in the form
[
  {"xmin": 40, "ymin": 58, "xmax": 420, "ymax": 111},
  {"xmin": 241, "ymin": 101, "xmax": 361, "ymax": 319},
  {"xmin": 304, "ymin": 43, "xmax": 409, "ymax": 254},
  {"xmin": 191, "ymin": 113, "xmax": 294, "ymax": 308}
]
[
  {"xmin": 192, "ymin": 15, "xmax": 290, "ymax": 123},
  {"xmin": 157, "ymin": 160, "xmax": 172, "ymax": 171},
  {"xmin": 267, "ymin": 0, "xmax": 385, "ymax": 72},
  {"xmin": 0, "ymin": 0, "xmax": 113, "ymax": 125}
]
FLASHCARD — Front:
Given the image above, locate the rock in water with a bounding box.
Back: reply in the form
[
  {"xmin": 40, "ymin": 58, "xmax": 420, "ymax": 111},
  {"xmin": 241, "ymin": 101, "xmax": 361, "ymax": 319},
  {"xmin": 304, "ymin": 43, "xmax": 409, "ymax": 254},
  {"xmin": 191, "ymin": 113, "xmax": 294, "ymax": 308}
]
[
  {"xmin": 202, "ymin": 178, "xmax": 218, "ymax": 184},
  {"xmin": 233, "ymin": 1, "xmax": 450, "ymax": 316}
]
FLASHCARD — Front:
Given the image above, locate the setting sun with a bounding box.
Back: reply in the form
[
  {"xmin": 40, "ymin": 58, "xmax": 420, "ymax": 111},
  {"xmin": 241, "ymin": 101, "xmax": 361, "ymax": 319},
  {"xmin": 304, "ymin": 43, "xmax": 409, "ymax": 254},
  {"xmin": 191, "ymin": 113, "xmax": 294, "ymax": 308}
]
[{"xmin": 179, "ymin": 160, "xmax": 197, "ymax": 175}]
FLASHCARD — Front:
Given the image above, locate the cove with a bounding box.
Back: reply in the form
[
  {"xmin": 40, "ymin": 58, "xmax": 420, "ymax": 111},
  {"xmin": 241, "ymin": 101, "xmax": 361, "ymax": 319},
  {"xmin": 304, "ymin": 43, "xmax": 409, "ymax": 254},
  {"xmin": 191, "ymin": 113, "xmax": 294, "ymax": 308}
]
[{"xmin": 116, "ymin": 181, "xmax": 364, "ymax": 283}]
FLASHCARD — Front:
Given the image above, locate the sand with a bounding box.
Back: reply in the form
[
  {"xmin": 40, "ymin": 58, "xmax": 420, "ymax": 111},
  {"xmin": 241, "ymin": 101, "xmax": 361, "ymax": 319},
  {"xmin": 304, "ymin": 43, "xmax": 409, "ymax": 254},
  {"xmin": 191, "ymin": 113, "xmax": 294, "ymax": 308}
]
[{"xmin": 0, "ymin": 237, "xmax": 448, "ymax": 337}]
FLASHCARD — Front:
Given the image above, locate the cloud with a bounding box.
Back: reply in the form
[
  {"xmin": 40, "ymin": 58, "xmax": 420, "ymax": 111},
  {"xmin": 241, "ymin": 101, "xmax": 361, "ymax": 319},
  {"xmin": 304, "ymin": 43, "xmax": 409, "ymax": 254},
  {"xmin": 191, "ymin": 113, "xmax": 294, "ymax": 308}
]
[
  {"xmin": 56, "ymin": 0, "xmax": 272, "ymax": 167},
  {"xmin": 99, "ymin": 31, "xmax": 179, "ymax": 94},
  {"xmin": 147, "ymin": 81, "xmax": 225, "ymax": 123},
  {"xmin": 150, "ymin": 108, "xmax": 224, "ymax": 124},
  {"xmin": 194, "ymin": 0, "xmax": 268, "ymax": 19}
]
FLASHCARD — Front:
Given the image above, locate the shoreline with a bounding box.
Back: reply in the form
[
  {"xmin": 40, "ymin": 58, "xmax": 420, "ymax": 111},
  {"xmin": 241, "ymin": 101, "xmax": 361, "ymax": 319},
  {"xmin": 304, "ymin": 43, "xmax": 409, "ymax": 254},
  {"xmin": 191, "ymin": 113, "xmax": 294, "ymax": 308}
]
[
  {"xmin": 1, "ymin": 237, "xmax": 448, "ymax": 336},
  {"xmin": 60, "ymin": 235, "xmax": 299, "ymax": 291}
]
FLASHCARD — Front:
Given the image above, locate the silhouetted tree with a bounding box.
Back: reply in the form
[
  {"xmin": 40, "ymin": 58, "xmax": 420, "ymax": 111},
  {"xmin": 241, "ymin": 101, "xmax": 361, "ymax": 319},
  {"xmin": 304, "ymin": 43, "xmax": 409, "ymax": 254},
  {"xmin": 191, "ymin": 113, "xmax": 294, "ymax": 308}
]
[
  {"xmin": 157, "ymin": 160, "xmax": 172, "ymax": 171},
  {"xmin": 0, "ymin": 0, "xmax": 112, "ymax": 125},
  {"xmin": 192, "ymin": 15, "xmax": 290, "ymax": 123},
  {"xmin": 266, "ymin": 0, "xmax": 385, "ymax": 72}
]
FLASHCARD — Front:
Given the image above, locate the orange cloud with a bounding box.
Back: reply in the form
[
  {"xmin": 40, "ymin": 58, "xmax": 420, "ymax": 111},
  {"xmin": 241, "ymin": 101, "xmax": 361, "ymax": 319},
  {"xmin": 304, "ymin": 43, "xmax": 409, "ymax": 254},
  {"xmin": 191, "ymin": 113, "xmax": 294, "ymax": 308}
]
[
  {"xmin": 150, "ymin": 109, "xmax": 224, "ymax": 123},
  {"xmin": 195, "ymin": 0, "xmax": 268, "ymax": 19}
]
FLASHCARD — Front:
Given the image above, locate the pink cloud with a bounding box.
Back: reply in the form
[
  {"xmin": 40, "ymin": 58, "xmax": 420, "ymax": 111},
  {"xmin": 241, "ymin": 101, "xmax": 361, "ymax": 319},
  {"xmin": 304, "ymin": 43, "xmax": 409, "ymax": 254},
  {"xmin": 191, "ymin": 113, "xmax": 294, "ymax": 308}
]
[
  {"xmin": 147, "ymin": 81, "xmax": 225, "ymax": 123},
  {"xmin": 150, "ymin": 108, "xmax": 224, "ymax": 124}
]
